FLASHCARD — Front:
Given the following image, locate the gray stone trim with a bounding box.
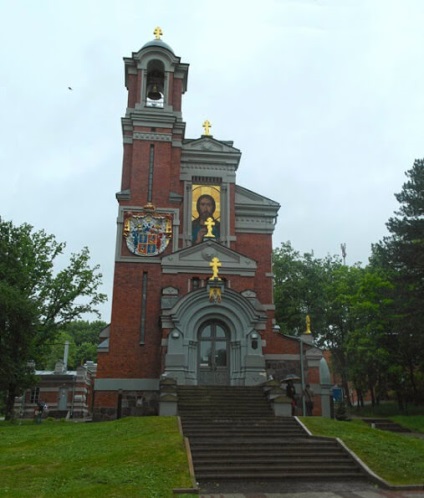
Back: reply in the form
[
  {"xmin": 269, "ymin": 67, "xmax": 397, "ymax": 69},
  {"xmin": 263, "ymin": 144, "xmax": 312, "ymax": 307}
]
[
  {"xmin": 133, "ymin": 132, "xmax": 172, "ymax": 142},
  {"xmin": 116, "ymin": 189, "xmax": 130, "ymax": 201},
  {"xmin": 179, "ymin": 136, "xmax": 241, "ymax": 183},
  {"xmin": 162, "ymin": 287, "xmax": 268, "ymax": 385},
  {"xmin": 264, "ymin": 354, "xmax": 300, "ymax": 360},
  {"xmin": 161, "ymin": 239, "xmax": 257, "ymax": 276},
  {"xmin": 94, "ymin": 378, "xmax": 160, "ymax": 391},
  {"xmin": 180, "ymin": 164, "xmax": 237, "ymax": 183},
  {"xmin": 235, "ymin": 216, "xmax": 277, "ymax": 234},
  {"xmin": 234, "ymin": 185, "xmax": 280, "ymax": 234},
  {"xmin": 169, "ymin": 191, "xmax": 183, "ymax": 203}
]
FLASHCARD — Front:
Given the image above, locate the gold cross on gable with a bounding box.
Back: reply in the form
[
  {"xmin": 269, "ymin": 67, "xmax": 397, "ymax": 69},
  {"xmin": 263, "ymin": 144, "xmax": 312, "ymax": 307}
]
[
  {"xmin": 209, "ymin": 257, "xmax": 222, "ymax": 280},
  {"xmin": 202, "ymin": 120, "xmax": 211, "ymax": 136},
  {"xmin": 204, "ymin": 217, "xmax": 215, "ymax": 238},
  {"xmin": 153, "ymin": 27, "xmax": 163, "ymax": 39}
]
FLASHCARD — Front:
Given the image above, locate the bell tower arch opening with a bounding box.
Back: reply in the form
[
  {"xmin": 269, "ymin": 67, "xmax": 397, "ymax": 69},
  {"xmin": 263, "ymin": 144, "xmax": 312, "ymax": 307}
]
[{"xmin": 145, "ymin": 60, "xmax": 165, "ymax": 108}]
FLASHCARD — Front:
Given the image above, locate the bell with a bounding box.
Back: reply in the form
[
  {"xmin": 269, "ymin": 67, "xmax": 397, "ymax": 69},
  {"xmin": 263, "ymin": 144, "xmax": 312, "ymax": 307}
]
[{"xmin": 147, "ymin": 84, "xmax": 162, "ymax": 101}]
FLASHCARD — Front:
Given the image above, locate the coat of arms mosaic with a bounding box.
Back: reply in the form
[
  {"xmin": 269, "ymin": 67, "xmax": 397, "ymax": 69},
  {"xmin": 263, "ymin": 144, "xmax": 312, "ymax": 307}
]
[{"xmin": 123, "ymin": 207, "xmax": 172, "ymax": 256}]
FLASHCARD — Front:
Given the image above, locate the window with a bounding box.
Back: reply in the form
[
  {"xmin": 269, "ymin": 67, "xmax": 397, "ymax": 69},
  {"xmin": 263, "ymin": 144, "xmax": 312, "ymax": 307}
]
[{"xmin": 30, "ymin": 387, "xmax": 40, "ymax": 404}]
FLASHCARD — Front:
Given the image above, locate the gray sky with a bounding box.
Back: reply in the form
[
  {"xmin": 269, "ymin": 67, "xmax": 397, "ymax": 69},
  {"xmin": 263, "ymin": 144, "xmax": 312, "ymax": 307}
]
[{"xmin": 1, "ymin": 0, "xmax": 423, "ymax": 322}]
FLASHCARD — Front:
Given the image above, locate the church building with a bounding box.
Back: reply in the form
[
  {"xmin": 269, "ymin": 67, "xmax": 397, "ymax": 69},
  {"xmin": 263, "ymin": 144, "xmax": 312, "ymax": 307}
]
[{"xmin": 93, "ymin": 29, "xmax": 330, "ymax": 420}]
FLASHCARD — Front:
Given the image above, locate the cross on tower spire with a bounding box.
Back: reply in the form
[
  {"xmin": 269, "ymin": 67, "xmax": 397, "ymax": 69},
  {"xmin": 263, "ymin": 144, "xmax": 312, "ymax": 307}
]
[{"xmin": 153, "ymin": 26, "xmax": 163, "ymax": 39}]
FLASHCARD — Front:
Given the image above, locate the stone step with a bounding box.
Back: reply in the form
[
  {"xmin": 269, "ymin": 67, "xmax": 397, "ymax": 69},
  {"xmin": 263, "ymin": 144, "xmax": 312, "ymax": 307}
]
[
  {"xmin": 192, "ymin": 454, "xmax": 353, "ymax": 463},
  {"xmin": 194, "ymin": 470, "xmax": 365, "ymax": 480},
  {"xmin": 189, "ymin": 440, "xmax": 341, "ymax": 449},
  {"xmin": 178, "ymin": 385, "xmax": 368, "ymax": 484},
  {"xmin": 185, "ymin": 431, "xmax": 306, "ymax": 439},
  {"xmin": 194, "ymin": 462, "xmax": 361, "ymax": 471},
  {"xmin": 362, "ymin": 418, "xmax": 411, "ymax": 433}
]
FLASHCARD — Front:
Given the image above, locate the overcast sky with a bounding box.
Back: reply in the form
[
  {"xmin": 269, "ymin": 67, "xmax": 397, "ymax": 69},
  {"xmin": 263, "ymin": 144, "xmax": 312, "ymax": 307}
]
[{"xmin": 1, "ymin": 0, "xmax": 423, "ymax": 322}]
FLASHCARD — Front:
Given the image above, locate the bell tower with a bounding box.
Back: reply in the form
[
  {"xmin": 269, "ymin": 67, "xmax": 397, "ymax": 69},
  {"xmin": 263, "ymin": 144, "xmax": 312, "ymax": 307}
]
[
  {"xmin": 120, "ymin": 27, "xmax": 188, "ymax": 208},
  {"xmin": 94, "ymin": 29, "xmax": 282, "ymax": 421}
]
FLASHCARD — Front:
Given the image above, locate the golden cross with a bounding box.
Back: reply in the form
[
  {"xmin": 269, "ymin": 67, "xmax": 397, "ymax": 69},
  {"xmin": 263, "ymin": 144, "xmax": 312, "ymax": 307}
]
[
  {"xmin": 209, "ymin": 257, "xmax": 222, "ymax": 280},
  {"xmin": 306, "ymin": 314, "xmax": 311, "ymax": 334},
  {"xmin": 153, "ymin": 27, "xmax": 163, "ymax": 39},
  {"xmin": 202, "ymin": 120, "xmax": 211, "ymax": 136},
  {"xmin": 204, "ymin": 217, "xmax": 215, "ymax": 238}
]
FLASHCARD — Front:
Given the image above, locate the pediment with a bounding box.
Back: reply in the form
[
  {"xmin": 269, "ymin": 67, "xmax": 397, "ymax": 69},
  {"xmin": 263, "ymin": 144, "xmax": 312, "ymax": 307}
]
[
  {"xmin": 183, "ymin": 137, "xmax": 240, "ymax": 155},
  {"xmin": 235, "ymin": 185, "xmax": 280, "ymax": 209},
  {"xmin": 161, "ymin": 239, "xmax": 256, "ymax": 276}
]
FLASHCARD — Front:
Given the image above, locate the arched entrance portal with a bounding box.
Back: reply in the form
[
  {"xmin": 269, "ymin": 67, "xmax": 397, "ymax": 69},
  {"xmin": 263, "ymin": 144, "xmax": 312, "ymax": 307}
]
[{"xmin": 198, "ymin": 321, "xmax": 229, "ymax": 385}]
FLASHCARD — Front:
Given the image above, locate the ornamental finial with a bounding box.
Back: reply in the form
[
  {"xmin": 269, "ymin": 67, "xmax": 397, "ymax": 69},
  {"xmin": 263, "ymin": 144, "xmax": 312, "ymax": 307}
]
[
  {"xmin": 209, "ymin": 257, "xmax": 222, "ymax": 280},
  {"xmin": 202, "ymin": 120, "xmax": 211, "ymax": 136},
  {"xmin": 153, "ymin": 27, "xmax": 163, "ymax": 40},
  {"xmin": 305, "ymin": 315, "xmax": 312, "ymax": 334}
]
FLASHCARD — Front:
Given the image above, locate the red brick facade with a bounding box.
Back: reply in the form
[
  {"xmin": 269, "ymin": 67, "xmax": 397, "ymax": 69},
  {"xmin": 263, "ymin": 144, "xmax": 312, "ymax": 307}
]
[{"xmin": 93, "ymin": 33, "xmax": 330, "ymax": 420}]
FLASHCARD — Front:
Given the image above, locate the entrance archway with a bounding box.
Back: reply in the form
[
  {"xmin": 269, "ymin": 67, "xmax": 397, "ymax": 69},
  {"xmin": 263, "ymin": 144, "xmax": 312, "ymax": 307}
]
[{"xmin": 198, "ymin": 321, "xmax": 229, "ymax": 385}]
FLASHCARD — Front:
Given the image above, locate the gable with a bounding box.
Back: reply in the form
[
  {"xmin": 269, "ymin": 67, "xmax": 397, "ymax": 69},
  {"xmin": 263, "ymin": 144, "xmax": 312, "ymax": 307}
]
[
  {"xmin": 235, "ymin": 185, "xmax": 280, "ymax": 234},
  {"xmin": 161, "ymin": 238, "xmax": 256, "ymax": 276},
  {"xmin": 182, "ymin": 137, "xmax": 240, "ymax": 154},
  {"xmin": 180, "ymin": 137, "xmax": 242, "ymax": 182}
]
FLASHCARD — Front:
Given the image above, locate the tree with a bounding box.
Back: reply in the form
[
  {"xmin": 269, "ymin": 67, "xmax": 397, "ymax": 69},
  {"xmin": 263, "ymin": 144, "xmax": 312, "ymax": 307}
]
[
  {"xmin": 273, "ymin": 242, "xmax": 394, "ymax": 405},
  {"xmin": 0, "ymin": 219, "xmax": 107, "ymax": 419},
  {"xmin": 372, "ymin": 159, "xmax": 424, "ymax": 405},
  {"xmin": 42, "ymin": 320, "xmax": 107, "ymax": 370},
  {"xmin": 272, "ymin": 242, "xmax": 331, "ymax": 336}
]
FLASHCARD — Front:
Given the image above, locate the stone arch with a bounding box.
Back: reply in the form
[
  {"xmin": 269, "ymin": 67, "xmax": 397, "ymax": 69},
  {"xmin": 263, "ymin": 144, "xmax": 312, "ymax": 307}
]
[{"xmin": 163, "ymin": 288, "xmax": 267, "ymax": 385}]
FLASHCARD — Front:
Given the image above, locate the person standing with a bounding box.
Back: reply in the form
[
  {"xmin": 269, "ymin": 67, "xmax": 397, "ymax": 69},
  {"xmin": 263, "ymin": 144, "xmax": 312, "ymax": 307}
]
[
  {"xmin": 303, "ymin": 384, "xmax": 314, "ymax": 416},
  {"xmin": 285, "ymin": 379, "xmax": 297, "ymax": 416}
]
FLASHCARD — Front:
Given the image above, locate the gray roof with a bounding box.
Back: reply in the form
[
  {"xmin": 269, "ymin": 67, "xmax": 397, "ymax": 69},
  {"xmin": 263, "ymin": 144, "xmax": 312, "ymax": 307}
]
[{"xmin": 141, "ymin": 38, "xmax": 174, "ymax": 54}]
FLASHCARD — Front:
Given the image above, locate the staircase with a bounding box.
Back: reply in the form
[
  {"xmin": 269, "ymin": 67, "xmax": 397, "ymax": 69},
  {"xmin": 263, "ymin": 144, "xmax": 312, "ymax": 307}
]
[
  {"xmin": 362, "ymin": 418, "xmax": 412, "ymax": 433},
  {"xmin": 178, "ymin": 386, "xmax": 368, "ymax": 486}
]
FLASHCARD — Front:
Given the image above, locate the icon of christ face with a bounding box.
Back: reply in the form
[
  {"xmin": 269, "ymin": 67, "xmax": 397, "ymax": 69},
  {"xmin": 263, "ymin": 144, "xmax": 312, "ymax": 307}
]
[{"xmin": 192, "ymin": 194, "xmax": 220, "ymax": 244}]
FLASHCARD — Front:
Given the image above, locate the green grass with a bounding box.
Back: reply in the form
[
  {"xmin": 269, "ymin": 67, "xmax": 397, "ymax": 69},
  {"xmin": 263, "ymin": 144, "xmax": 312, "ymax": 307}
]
[
  {"xmin": 0, "ymin": 417, "xmax": 193, "ymax": 498},
  {"xmin": 3, "ymin": 413, "xmax": 424, "ymax": 495},
  {"xmin": 348, "ymin": 401, "xmax": 424, "ymax": 418},
  {"xmin": 300, "ymin": 416, "xmax": 424, "ymax": 485},
  {"xmin": 391, "ymin": 415, "xmax": 424, "ymax": 432}
]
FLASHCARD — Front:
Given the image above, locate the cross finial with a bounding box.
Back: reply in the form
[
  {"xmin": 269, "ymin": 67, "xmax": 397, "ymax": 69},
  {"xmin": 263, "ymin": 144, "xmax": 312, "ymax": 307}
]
[
  {"xmin": 153, "ymin": 27, "xmax": 163, "ymax": 39},
  {"xmin": 305, "ymin": 315, "xmax": 311, "ymax": 334},
  {"xmin": 209, "ymin": 257, "xmax": 222, "ymax": 280},
  {"xmin": 202, "ymin": 120, "xmax": 211, "ymax": 136}
]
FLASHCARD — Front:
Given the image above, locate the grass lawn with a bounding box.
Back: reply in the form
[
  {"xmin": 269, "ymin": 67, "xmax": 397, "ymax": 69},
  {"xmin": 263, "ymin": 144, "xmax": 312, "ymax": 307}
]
[
  {"xmin": 0, "ymin": 417, "xmax": 193, "ymax": 498},
  {"xmin": 300, "ymin": 415, "xmax": 424, "ymax": 486}
]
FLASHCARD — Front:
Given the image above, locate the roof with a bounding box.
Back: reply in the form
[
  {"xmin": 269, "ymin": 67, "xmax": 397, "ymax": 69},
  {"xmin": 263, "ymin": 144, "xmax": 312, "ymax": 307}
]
[{"xmin": 141, "ymin": 38, "xmax": 174, "ymax": 54}]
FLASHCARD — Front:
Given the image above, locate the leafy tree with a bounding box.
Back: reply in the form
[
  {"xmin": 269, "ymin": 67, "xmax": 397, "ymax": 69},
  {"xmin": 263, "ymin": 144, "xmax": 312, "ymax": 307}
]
[
  {"xmin": 372, "ymin": 159, "xmax": 424, "ymax": 405},
  {"xmin": 42, "ymin": 320, "xmax": 107, "ymax": 370},
  {"xmin": 344, "ymin": 268, "xmax": 394, "ymax": 406},
  {"xmin": 273, "ymin": 242, "xmax": 332, "ymax": 336},
  {"xmin": 273, "ymin": 243, "xmax": 394, "ymax": 405},
  {"xmin": 0, "ymin": 219, "xmax": 107, "ymax": 419}
]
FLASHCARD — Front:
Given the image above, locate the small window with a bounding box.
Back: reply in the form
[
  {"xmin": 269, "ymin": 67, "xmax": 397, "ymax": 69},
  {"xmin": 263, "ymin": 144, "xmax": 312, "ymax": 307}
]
[
  {"xmin": 192, "ymin": 277, "xmax": 200, "ymax": 290},
  {"xmin": 30, "ymin": 387, "xmax": 40, "ymax": 404}
]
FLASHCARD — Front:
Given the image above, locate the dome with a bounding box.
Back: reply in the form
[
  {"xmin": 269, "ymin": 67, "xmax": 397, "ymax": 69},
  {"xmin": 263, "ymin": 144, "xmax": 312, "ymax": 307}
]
[{"xmin": 141, "ymin": 38, "xmax": 175, "ymax": 54}]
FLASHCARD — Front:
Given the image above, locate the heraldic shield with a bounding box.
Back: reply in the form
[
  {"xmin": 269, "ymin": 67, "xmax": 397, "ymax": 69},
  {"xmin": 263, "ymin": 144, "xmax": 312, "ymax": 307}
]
[{"xmin": 123, "ymin": 210, "xmax": 172, "ymax": 256}]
